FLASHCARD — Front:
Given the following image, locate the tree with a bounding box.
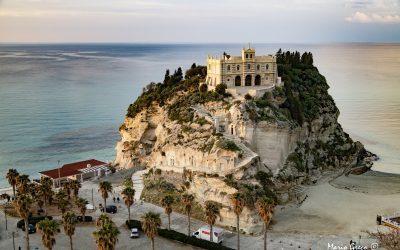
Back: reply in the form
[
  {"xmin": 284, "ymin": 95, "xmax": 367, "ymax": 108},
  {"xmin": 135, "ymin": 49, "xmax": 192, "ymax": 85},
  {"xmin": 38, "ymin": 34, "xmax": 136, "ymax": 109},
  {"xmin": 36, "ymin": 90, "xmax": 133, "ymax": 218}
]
[
  {"xmin": 230, "ymin": 192, "xmax": 246, "ymax": 250},
  {"xmin": 36, "ymin": 218, "xmax": 59, "ymax": 250},
  {"xmin": 256, "ymin": 196, "xmax": 275, "ymax": 250},
  {"xmin": 215, "ymin": 83, "xmax": 227, "ymax": 95},
  {"xmin": 69, "ymin": 179, "xmax": 81, "ymax": 200},
  {"xmin": 16, "ymin": 174, "xmax": 30, "ymax": 195},
  {"xmin": 56, "ymin": 190, "xmax": 68, "ymax": 215},
  {"xmin": 93, "ymin": 214, "xmax": 120, "ymax": 250},
  {"xmin": 98, "ymin": 181, "xmax": 112, "ymax": 211},
  {"xmin": 181, "ymin": 193, "xmax": 194, "ymax": 236},
  {"xmin": 6, "ymin": 168, "xmax": 19, "ymax": 197},
  {"xmin": 63, "ymin": 180, "xmax": 72, "ymax": 199},
  {"xmin": 244, "ymin": 93, "xmax": 252, "ymax": 101},
  {"xmin": 141, "ymin": 212, "xmax": 162, "ymax": 250},
  {"xmin": 39, "ymin": 177, "xmax": 54, "ymax": 216},
  {"xmin": 121, "ymin": 187, "xmax": 135, "ymax": 222},
  {"xmin": 199, "ymin": 84, "xmax": 208, "ymax": 93},
  {"xmin": 161, "ymin": 195, "xmax": 174, "ymax": 230},
  {"xmin": 75, "ymin": 197, "xmax": 88, "ymax": 222},
  {"xmin": 176, "ymin": 67, "xmax": 183, "ymax": 81},
  {"xmin": 96, "ymin": 213, "xmax": 112, "ymax": 228},
  {"xmin": 205, "ymin": 200, "xmax": 221, "ymax": 243},
  {"xmin": 27, "ymin": 183, "xmax": 39, "ymax": 200},
  {"xmin": 163, "ymin": 69, "xmax": 170, "ymax": 84},
  {"xmin": 62, "ymin": 212, "xmax": 77, "ymax": 250},
  {"xmin": 14, "ymin": 194, "xmax": 33, "ymax": 250}
]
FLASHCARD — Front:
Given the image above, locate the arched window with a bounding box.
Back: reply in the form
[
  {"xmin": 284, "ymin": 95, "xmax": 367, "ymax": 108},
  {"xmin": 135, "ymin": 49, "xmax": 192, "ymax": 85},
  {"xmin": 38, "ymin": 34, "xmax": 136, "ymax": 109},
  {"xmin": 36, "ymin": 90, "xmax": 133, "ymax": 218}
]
[
  {"xmin": 227, "ymin": 65, "xmax": 231, "ymax": 71},
  {"xmin": 245, "ymin": 75, "xmax": 252, "ymax": 86},
  {"xmin": 235, "ymin": 75, "xmax": 241, "ymax": 86},
  {"xmin": 255, "ymin": 75, "xmax": 261, "ymax": 85},
  {"xmin": 246, "ymin": 54, "xmax": 248, "ymax": 58},
  {"xmin": 266, "ymin": 64, "xmax": 269, "ymax": 70},
  {"xmin": 247, "ymin": 64, "xmax": 251, "ymax": 70},
  {"xmin": 250, "ymin": 54, "xmax": 253, "ymax": 59},
  {"xmin": 257, "ymin": 65, "xmax": 260, "ymax": 71},
  {"xmin": 237, "ymin": 65, "xmax": 240, "ymax": 71}
]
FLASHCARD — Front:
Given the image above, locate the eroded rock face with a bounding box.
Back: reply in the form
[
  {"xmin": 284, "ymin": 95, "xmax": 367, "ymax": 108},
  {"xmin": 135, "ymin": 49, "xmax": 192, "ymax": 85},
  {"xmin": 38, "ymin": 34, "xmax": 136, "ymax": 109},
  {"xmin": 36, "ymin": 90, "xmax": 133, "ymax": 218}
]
[
  {"xmin": 189, "ymin": 176, "xmax": 263, "ymax": 235},
  {"xmin": 114, "ymin": 90, "xmax": 375, "ymax": 235}
]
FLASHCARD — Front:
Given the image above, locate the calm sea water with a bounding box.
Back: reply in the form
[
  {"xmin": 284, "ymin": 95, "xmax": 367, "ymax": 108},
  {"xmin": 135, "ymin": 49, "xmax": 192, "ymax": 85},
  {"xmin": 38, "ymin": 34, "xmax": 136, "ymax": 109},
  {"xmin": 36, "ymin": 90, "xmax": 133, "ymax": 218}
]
[{"xmin": 0, "ymin": 43, "xmax": 399, "ymax": 187}]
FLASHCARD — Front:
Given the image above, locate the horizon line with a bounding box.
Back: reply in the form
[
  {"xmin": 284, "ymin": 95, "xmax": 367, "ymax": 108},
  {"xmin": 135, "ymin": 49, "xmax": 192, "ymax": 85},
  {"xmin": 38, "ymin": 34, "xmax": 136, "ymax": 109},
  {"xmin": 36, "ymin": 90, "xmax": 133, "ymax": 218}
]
[{"xmin": 1, "ymin": 41, "xmax": 400, "ymax": 46}]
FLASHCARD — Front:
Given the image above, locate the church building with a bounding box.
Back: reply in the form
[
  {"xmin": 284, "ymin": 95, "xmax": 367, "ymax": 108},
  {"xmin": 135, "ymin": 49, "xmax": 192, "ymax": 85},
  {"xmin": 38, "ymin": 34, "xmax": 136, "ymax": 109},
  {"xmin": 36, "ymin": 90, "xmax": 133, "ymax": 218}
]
[{"xmin": 206, "ymin": 46, "xmax": 282, "ymax": 97}]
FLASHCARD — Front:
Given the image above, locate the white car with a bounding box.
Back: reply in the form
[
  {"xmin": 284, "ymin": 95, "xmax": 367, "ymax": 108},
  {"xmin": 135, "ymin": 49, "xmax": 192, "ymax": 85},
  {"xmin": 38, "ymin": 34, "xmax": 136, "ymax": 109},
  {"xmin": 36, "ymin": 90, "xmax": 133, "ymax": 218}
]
[{"xmin": 130, "ymin": 228, "xmax": 139, "ymax": 238}]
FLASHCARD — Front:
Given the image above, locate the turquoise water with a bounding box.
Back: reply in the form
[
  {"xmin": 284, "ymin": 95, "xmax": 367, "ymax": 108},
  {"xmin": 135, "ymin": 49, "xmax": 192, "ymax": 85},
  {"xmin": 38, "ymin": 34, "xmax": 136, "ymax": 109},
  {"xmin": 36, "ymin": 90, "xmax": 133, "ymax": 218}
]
[{"xmin": 0, "ymin": 44, "xmax": 399, "ymax": 187}]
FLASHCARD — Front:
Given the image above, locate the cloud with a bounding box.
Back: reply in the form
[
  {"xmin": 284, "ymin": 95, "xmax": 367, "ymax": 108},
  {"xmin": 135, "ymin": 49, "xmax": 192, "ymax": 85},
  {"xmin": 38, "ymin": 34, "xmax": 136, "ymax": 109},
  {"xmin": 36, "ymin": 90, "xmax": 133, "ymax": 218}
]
[{"xmin": 346, "ymin": 11, "xmax": 400, "ymax": 23}]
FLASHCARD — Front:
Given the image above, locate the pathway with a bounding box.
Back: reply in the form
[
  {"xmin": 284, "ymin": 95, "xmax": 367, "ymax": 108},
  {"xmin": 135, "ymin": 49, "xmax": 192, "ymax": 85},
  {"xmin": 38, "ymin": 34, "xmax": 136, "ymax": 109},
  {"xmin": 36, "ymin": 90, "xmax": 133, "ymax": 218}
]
[{"xmin": 131, "ymin": 169, "xmax": 148, "ymax": 201}]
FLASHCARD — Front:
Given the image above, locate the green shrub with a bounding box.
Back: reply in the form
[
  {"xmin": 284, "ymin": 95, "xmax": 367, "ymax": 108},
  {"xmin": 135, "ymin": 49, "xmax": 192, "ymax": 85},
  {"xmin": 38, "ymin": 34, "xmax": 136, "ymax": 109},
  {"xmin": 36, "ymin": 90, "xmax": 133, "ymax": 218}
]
[
  {"xmin": 218, "ymin": 140, "xmax": 240, "ymax": 152},
  {"xmin": 195, "ymin": 117, "xmax": 210, "ymax": 126},
  {"xmin": 126, "ymin": 220, "xmax": 233, "ymax": 250},
  {"xmin": 215, "ymin": 83, "xmax": 227, "ymax": 95},
  {"xmin": 244, "ymin": 93, "xmax": 252, "ymax": 100},
  {"xmin": 199, "ymin": 84, "xmax": 208, "ymax": 92},
  {"xmin": 287, "ymin": 152, "xmax": 305, "ymax": 172},
  {"xmin": 158, "ymin": 228, "xmax": 233, "ymax": 250}
]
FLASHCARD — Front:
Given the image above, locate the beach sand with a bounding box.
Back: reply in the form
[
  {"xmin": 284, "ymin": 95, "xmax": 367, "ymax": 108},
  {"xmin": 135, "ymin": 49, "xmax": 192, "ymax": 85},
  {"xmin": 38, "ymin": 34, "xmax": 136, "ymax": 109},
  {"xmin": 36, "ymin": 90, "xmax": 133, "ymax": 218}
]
[{"xmin": 272, "ymin": 171, "xmax": 400, "ymax": 240}]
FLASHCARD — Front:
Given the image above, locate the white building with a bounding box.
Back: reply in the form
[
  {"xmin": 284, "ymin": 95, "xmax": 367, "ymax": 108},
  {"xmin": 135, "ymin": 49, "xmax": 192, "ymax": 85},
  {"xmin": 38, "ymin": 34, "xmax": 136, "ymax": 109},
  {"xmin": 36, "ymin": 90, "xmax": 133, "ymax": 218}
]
[{"xmin": 206, "ymin": 46, "xmax": 282, "ymax": 97}]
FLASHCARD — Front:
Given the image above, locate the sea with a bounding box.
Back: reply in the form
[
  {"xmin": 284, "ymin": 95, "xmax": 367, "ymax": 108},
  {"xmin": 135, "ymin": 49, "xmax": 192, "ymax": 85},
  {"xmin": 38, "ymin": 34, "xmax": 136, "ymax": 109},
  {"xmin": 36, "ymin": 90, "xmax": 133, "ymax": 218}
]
[{"xmin": 0, "ymin": 43, "xmax": 399, "ymax": 188}]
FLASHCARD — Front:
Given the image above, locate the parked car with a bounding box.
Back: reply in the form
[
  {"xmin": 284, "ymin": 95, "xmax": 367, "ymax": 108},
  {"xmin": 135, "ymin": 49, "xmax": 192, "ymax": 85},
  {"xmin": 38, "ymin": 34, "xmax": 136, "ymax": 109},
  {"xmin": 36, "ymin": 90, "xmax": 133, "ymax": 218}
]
[
  {"xmin": 105, "ymin": 205, "xmax": 117, "ymax": 214},
  {"xmin": 21, "ymin": 224, "xmax": 36, "ymax": 234},
  {"xmin": 130, "ymin": 228, "xmax": 139, "ymax": 238}
]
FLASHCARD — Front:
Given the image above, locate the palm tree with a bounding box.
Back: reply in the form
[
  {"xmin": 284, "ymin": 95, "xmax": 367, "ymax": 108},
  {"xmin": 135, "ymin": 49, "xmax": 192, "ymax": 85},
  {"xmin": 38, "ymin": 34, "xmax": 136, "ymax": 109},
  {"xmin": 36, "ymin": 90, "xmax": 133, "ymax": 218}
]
[
  {"xmin": 93, "ymin": 214, "xmax": 120, "ymax": 250},
  {"xmin": 16, "ymin": 174, "xmax": 30, "ymax": 195},
  {"xmin": 63, "ymin": 180, "xmax": 72, "ymax": 199},
  {"xmin": 98, "ymin": 181, "xmax": 112, "ymax": 211},
  {"xmin": 141, "ymin": 212, "xmax": 161, "ymax": 250},
  {"xmin": 28, "ymin": 183, "xmax": 39, "ymax": 200},
  {"xmin": 181, "ymin": 193, "xmax": 194, "ymax": 236},
  {"xmin": 75, "ymin": 197, "xmax": 88, "ymax": 222},
  {"xmin": 6, "ymin": 168, "xmax": 19, "ymax": 197},
  {"xmin": 69, "ymin": 179, "xmax": 81, "ymax": 200},
  {"xmin": 230, "ymin": 192, "xmax": 246, "ymax": 250},
  {"xmin": 121, "ymin": 187, "xmax": 135, "ymax": 222},
  {"xmin": 39, "ymin": 177, "xmax": 54, "ymax": 216},
  {"xmin": 255, "ymin": 196, "xmax": 275, "ymax": 250},
  {"xmin": 36, "ymin": 218, "xmax": 59, "ymax": 250},
  {"xmin": 62, "ymin": 211, "xmax": 77, "ymax": 250},
  {"xmin": 14, "ymin": 194, "xmax": 33, "ymax": 250},
  {"xmin": 96, "ymin": 213, "xmax": 113, "ymax": 228},
  {"xmin": 205, "ymin": 200, "xmax": 221, "ymax": 243},
  {"xmin": 161, "ymin": 195, "xmax": 174, "ymax": 230},
  {"xmin": 56, "ymin": 190, "xmax": 68, "ymax": 215}
]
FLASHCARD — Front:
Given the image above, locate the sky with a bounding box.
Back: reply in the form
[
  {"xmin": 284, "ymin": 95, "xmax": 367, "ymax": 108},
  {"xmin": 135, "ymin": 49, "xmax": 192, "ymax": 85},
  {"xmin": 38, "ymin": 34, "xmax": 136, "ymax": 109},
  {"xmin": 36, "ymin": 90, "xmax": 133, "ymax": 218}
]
[{"xmin": 0, "ymin": 0, "xmax": 399, "ymax": 43}]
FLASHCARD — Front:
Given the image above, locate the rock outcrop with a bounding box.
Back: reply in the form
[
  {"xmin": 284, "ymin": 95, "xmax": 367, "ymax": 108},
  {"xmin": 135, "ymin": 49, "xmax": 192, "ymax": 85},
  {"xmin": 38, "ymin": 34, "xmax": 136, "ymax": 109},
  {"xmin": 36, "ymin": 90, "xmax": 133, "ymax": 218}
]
[{"xmin": 114, "ymin": 55, "xmax": 376, "ymax": 234}]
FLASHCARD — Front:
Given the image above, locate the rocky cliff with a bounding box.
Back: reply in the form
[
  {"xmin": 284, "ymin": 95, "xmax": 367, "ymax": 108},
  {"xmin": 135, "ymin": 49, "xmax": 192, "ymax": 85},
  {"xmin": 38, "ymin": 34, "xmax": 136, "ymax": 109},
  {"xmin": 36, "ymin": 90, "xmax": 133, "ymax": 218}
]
[{"xmin": 114, "ymin": 53, "xmax": 376, "ymax": 234}]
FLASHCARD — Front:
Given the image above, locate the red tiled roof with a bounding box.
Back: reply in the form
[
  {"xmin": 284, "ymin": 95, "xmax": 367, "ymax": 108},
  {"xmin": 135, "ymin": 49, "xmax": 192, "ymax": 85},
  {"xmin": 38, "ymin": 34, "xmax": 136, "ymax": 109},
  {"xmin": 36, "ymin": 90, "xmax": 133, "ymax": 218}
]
[{"xmin": 39, "ymin": 159, "xmax": 107, "ymax": 179}]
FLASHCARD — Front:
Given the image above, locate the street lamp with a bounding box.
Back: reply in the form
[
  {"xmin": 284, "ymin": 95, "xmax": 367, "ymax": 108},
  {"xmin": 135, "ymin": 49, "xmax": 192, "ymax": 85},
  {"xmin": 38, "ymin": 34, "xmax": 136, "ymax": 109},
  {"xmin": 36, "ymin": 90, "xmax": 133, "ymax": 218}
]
[
  {"xmin": 58, "ymin": 160, "xmax": 61, "ymax": 188},
  {"xmin": 12, "ymin": 231, "xmax": 15, "ymax": 250},
  {"xmin": 4, "ymin": 204, "xmax": 7, "ymax": 231}
]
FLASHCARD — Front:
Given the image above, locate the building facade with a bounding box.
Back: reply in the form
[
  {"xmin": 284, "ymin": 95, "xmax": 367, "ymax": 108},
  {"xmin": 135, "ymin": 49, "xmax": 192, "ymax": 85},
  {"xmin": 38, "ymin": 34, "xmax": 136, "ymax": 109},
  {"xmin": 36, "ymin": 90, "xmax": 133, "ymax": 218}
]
[{"xmin": 206, "ymin": 47, "xmax": 279, "ymax": 89}]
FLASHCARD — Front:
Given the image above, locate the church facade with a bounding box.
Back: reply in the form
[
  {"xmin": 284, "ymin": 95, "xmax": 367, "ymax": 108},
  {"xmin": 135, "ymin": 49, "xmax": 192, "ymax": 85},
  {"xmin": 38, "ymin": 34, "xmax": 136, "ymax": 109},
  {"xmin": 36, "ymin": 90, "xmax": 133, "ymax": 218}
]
[{"xmin": 206, "ymin": 47, "xmax": 279, "ymax": 89}]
